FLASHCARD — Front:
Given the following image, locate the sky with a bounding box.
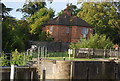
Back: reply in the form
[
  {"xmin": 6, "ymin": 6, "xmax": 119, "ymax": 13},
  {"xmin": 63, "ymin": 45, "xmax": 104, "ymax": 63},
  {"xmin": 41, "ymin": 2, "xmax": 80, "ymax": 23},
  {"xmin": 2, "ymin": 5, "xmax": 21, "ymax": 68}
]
[
  {"xmin": 2, "ymin": 0, "xmax": 119, "ymax": 19},
  {"xmin": 1, "ymin": 0, "xmax": 79, "ymax": 20}
]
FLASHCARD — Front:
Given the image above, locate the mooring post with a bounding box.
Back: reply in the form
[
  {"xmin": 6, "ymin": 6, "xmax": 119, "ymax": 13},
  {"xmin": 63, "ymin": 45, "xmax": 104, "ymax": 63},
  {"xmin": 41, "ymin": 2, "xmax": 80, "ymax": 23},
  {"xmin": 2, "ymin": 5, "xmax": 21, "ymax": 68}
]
[
  {"xmin": 42, "ymin": 70, "xmax": 46, "ymax": 81},
  {"xmin": 70, "ymin": 62, "xmax": 73, "ymax": 81},
  {"xmin": 10, "ymin": 65, "xmax": 15, "ymax": 81},
  {"xmin": 86, "ymin": 67, "xmax": 89, "ymax": 81}
]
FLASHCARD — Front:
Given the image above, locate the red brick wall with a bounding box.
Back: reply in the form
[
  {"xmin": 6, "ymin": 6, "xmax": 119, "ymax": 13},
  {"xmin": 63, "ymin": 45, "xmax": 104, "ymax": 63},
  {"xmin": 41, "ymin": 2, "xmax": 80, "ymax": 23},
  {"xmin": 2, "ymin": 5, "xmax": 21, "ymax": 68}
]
[{"xmin": 42, "ymin": 25, "xmax": 93, "ymax": 42}]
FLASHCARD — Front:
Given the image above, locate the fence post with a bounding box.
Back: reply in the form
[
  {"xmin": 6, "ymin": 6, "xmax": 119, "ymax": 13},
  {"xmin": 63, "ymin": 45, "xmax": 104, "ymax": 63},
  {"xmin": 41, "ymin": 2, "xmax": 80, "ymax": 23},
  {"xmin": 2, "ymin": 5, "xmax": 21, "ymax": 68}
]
[
  {"xmin": 43, "ymin": 47, "xmax": 46, "ymax": 58},
  {"xmin": 73, "ymin": 48, "xmax": 75, "ymax": 58},
  {"xmin": 38, "ymin": 46, "xmax": 40, "ymax": 66},
  {"xmin": 104, "ymin": 49, "xmax": 106, "ymax": 58},
  {"xmin": 45, "ymin": 47, "xmax": 47, "ymax": 58},
  {"xmin": 10, "ymin": 65, "xmax": 15, "ymax": 81}
]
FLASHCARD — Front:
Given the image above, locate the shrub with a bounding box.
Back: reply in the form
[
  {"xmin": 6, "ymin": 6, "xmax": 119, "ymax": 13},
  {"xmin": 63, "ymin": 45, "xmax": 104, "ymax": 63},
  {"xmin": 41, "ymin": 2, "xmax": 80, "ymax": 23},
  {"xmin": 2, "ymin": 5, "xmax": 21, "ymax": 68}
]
[
  {"xmin": 70, "ymin": 34, "xmax": 114, "ymax": 49},
  {"xmin": 11, "ymin": 49, "xmax": 32, "ymax": 66},
  {"xmin": 0, "ymin": 54, "xmax": 10, "ymax": 66}
]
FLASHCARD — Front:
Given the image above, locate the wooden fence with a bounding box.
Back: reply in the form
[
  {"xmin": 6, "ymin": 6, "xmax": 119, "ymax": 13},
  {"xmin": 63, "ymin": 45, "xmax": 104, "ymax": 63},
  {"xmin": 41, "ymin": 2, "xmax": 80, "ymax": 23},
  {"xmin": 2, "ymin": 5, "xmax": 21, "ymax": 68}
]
[{"xmin": 75, "ymin": 48, "xmax": 120, "ymax": 58}]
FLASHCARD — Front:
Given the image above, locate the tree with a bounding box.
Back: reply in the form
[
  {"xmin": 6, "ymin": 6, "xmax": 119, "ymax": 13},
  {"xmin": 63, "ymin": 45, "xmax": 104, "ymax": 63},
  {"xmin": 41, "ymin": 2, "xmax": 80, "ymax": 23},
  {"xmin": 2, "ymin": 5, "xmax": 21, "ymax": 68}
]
[
  {"xmin": 17, "ymin": 2, "xmax": 46, "ymax": 17},
  {"xmin": 2, "ymin": 18, "xmax": 28, "ymax": 52},
  {"xmin": 13, "ymin": 20, "xmax": 31, "ymax": 50},
  {"xmin": 2, "ymin": 3, "xmax": 16, "ymax": 52},
  {"xmin": 17, "ymin": 2, "xmax": 55, "ymax": 41},
  {"xmin": 2, "ymin": 3, "xmax": 30, "ymax": 52},
  {"xmin": 27, "ymin": 7, "xmax": 54, "ymax": 40},
  {"xmin": 77, "ymin": 2, "xmax": 120, "ymax": 44},
  {"xmin": 2, "ymin": 3, "xmax": 13, "ymax": 18},
  {"xmin": 70, "ymin": 34, "xmax": 114, "ymax": 49}
]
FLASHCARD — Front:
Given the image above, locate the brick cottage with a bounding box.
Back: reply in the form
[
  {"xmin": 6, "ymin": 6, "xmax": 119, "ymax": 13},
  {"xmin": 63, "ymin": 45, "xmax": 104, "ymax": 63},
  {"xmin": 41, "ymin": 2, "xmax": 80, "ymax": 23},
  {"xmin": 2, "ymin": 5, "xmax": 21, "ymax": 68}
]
[{"xmin": 42, "ymin": 6, "xmax": 93, "ymax": 42}]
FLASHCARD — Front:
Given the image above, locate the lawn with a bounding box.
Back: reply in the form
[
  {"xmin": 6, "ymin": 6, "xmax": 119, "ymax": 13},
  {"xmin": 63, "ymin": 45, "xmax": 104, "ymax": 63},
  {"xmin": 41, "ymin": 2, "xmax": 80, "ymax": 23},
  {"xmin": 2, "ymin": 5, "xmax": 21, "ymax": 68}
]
[
  {"xmin": 32, "ymin": 52, "xmax": 115, "ymax": 61},
  {"xmin": 47, "ymin": 57, "xmax": 100, "ymax": 61}
]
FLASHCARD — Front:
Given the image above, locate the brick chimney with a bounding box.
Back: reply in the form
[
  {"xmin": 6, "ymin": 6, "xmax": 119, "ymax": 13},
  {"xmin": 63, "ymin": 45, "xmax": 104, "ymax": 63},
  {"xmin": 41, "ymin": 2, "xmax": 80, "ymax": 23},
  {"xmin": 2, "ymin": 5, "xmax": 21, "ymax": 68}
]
[{"xmin": 64, "ymin": 5, "xmax": 72, "ymax": 16}]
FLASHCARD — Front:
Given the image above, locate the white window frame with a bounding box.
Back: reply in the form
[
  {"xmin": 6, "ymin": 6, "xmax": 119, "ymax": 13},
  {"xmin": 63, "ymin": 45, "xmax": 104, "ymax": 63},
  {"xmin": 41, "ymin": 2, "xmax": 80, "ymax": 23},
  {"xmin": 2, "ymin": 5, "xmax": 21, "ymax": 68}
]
[{"xmin": 82, "ymin": 28, "xmax": 88, "ymax": 38}]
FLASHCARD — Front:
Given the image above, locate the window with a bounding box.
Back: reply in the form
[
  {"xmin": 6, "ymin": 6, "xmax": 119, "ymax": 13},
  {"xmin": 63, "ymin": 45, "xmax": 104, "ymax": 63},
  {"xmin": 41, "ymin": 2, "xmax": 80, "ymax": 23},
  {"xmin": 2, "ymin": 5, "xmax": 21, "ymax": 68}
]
[
  {"xmin": 82, "ymin": 28, "xmax": 88, "ymax": 34},
  {"xmin": 66, "ymin": 27, "xmax": 69, "ymax": 33},
  {"xmin": 82, "ymin": 28, "xmax": 88, "ymax": 38},
  {"xmin": 50, "ymin": 26, "xmax": 53, "ymax": 33}
]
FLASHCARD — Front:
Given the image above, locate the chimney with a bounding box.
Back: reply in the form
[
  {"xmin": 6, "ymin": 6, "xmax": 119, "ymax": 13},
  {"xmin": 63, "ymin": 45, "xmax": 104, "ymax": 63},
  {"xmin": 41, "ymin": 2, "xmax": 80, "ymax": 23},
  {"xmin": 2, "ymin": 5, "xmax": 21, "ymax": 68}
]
[
  {"xmin": 64, "ymin": 9, "xmax": 72, "ymax": 16},
  {"xmin": 64, "ymin": 4, "xmax": 72, "ymax": 16}
]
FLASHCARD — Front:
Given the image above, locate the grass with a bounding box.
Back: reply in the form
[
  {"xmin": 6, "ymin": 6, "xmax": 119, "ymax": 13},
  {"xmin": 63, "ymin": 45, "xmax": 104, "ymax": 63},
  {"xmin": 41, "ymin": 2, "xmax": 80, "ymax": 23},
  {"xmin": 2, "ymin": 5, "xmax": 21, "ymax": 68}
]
[
  {"xmin": 32, "ymin": 52, "xmax": 117, "ymax": 61},
  {"xmin": 47, "ymin": 52, "xmax": 68, "ymax": 57},
  {"xmin": 47, "ymin": 57, "xmax": 100, "ymax": 61}
]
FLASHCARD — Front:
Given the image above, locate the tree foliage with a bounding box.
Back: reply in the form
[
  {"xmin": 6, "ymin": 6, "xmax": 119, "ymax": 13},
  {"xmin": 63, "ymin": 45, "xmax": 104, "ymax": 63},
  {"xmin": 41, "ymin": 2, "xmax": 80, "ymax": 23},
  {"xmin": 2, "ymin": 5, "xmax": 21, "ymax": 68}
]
[
  {"xmin": 2, "ymin": 3, "xmax": 13, "ymax": 18},
  {"xmin": 70, "ymin": 34, "xmax": 114, "ymax": 49},
  {"xmin": 2, "ymin": 5, "xmax": 30, "ymax": 52},
  {"xmin": 11, "ymin": 49, "xmax": 31, "ymax": 66},
  {"xmin": 17, "ymin": 2, "xmax": 46, "ymax": 17},
  {"xmin": 0, "ymin": 54, "xmax": 10, "ymax": 66},
  {"xmin": 26, "ymin": 7, "xmax": 54, "ymax": 40},
  {"xmin": 0, "ymin": 50, "xmax": 32, "ymax": 66},
  {"xmin": 2, "ymin": 2, "xmax": 54, "ymax": 52},
  {"xmin": 77, "ymin": 2, "xmax": 120, "ymax": 44},
  {"xmin": 17, "ymin": 2, "xmax": 54, "ymax": 41},
  {"xmin": 2, "ymin": 17, "xmax": 30, "ymax": 52}
]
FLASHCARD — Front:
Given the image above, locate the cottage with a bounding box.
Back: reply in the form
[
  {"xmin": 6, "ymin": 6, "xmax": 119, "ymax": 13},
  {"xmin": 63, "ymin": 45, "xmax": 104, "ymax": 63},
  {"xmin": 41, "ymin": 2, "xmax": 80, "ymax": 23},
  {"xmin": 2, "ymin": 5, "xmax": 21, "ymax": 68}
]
[{"xmin": 42, "ymin": 5, "xmax": 93, "ymax": 42}]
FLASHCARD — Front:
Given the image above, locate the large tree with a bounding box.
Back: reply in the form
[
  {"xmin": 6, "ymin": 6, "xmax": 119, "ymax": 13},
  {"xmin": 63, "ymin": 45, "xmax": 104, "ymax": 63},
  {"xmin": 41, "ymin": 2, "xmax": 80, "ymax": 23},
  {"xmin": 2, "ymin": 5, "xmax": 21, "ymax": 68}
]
[
  {"xmin": 77, "ymin": 2, "xmax": 120, "ymax": 44},
  {"xmin": 2, "ymin": 18, "xmax": 30, "ymax": 52},
  {"xmin": 17, "ymin": 2, "xmax": 46, "ymax": 17},
  {"xmin": 27, "ymin": 7, "xmax": 54, "ymax": 40},
  {"xmin": 2, "ymin": 3, "xmax": 30, "ymax": 52},
  {"xmin": 18, "ymin": 2, "xmax": 55, "ymax": 40},
  {"xmin": 2, "ymin": 3, "xmax": 13, "ymax": 19}
]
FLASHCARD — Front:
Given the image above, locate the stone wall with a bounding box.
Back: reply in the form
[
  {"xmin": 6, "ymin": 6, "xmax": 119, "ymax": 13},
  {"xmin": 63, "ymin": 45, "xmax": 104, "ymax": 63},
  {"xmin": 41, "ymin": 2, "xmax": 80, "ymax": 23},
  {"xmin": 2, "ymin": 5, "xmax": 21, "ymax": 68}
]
[
  {"xmin": 36, "ymin": 59, "xmax": 120, "ymax": 81},
  {"xmin": 1, "ymin": 60, "xmax": 120, "ymax": 80}
]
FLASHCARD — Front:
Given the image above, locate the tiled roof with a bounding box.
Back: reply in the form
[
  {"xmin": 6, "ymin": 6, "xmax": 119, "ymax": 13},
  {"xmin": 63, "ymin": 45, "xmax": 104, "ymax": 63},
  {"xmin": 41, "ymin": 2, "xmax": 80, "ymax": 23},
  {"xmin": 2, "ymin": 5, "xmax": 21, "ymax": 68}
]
[{"xmin": 45, "ymin": 13, "xmax": 92, "ymax": 27}]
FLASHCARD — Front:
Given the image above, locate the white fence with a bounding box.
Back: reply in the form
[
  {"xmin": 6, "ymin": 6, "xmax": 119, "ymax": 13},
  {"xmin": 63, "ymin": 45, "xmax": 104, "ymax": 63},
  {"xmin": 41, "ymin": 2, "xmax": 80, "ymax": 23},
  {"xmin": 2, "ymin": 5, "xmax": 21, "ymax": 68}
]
[{"xmin": 75, "ymin": 48, "xmax": 120, "ymax": 58}]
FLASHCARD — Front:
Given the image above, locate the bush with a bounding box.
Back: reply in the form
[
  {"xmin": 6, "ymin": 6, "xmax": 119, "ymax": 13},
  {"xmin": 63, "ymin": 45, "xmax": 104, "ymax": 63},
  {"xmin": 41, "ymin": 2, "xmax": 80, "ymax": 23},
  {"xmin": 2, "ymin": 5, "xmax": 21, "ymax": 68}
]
[
  {"xmin": 70, "ymin": 34, "xmax": 114, "ymax": 49},
  {"xmin": 11, "ymin": 49, "xmax": 32, "ymax": 66},
  {"xmin": 0, "ymin": 49, "xmax": 32, "ymax": 66},
  {"xmin": 0, "ymin": 54, "xmax": 10, "ymax": 66}
]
